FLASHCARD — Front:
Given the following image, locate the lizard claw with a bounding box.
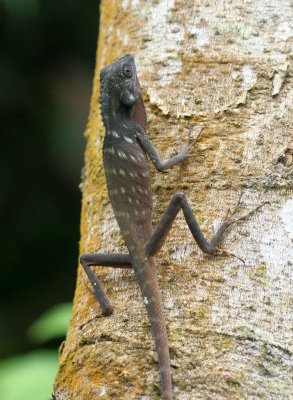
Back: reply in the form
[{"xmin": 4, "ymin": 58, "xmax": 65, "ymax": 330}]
[
  {"xmin": 225, "ymin": 191, "xmax": 243, "ymax": 221},
  {"xmin": 79, "ymin": 306, "xmax": 113, "ymax": 330},
  {"xmin": 216, "ymin": 247, "xmax": 246, "ymax": 265},
  {"xmin": 229, "ymin": 200, "xmax": 270, "ymax": 227},
  {"xmin": 187, "ymin": 126, "xmax": 205, "ymax": 150},
  {"xmin": 215, "ymin": 194, "xmax": 270, "ymax": 265},
  {"xmin": 79, "ymin": 313, "xmax": 105, "ymax": 330},
  {"xmin": 79, "ymin": 271, "xmax": 114, "ymax": 329},
  {"xmin": 223, "ymin": 191, "xmax": 269, "ymax": 226},
  {"xmin": 180, "ymin": 127, "xmax": 205, "ymax": 159}
]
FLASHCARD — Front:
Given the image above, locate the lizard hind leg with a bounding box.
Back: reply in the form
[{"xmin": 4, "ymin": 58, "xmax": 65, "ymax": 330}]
[
  {"xmin": 80, "ymin": 252, "xmax": 132, "ymax": 318},
  {"xmin": 145, "ymin": 192, "xmax": 267, "ymax": 259}
]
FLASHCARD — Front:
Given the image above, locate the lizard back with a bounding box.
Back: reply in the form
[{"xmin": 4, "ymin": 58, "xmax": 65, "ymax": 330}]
[
  {"xmin": 103, "ymin": 130, "xmax": 153, "ymax": 249},
  {"xmin": 100, "ymin": 54, "xmax": 173, "ymax": 400}
]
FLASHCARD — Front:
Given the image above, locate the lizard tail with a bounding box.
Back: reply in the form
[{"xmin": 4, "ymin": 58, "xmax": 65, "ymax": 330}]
[{"xmin": 134, "ymin": 258, "xmax": 173, "ymax": 400}]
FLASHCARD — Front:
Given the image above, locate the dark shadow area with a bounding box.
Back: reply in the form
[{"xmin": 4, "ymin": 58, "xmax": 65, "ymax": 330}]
[{"xmin": 0, "ymin": 0, "xmax": 99, "ymax": 358}]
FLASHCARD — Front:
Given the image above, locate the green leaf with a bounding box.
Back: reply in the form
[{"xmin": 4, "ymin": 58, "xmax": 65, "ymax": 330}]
[
  {"xmin": 27, "ymin": 302, "xmax": 72, "ymax": 344},
  {"xmin": 0, "ymin": 351, "xmax": 57, "ymax": 400}
]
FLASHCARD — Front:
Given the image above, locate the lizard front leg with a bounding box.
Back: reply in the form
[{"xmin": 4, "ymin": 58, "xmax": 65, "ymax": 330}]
[
  {"xmin": 136, "ymin": 128, "xmax": 199, "ymax": 172},
  {"xmin": 145, "ymin": 192, "xmax": 266, "ymax": 258},
  {"xmin": 80, "ymin": 253, "xmax": 132, "ymax": 316}
]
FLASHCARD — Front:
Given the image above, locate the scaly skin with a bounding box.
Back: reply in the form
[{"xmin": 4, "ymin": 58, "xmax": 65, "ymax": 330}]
[
  {"xmin": 80, "ymin": 54, "xmax": 267, "ymax": 399},
  {"xmin": 101, "ymin": 54, "xmax": 173, "ymax": 399}
]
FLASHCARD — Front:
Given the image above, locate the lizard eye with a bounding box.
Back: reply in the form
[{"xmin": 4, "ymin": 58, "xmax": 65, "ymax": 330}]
[{"xmin": 123, "ymin": 64, "xmax": 132, "ymax": 78}]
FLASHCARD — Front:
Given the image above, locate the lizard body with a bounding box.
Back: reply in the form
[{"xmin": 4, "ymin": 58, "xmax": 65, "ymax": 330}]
[
  {"xmin": 101, "ymin": 55, "xmax": 172, "ymax": 396},
  {"xmin": 80, "ymin": 54, "xmax": 266, "ymax": 399}
]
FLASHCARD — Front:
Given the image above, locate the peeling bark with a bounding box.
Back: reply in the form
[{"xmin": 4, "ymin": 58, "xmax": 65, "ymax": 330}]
[{"xmin": 54, "ymin": 1, "xmax": 293, "ymax": 399}]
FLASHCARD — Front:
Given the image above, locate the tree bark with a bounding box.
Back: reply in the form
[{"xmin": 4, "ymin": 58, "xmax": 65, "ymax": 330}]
[{"xmin": 54, "ymin": 0, "xmax": 293, "ymax": 399}]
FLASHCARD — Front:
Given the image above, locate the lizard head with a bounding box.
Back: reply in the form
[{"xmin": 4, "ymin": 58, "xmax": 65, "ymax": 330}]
[
  {"xmin": 100, "ymin": 54, "xmax": 139, "ymax": 107},
  {"xmin": 100, "ymin": 54, "xmax": 147, "ymax": 131}
]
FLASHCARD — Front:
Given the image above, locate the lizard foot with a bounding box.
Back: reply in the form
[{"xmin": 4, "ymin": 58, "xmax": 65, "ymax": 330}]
[
  {"xmin": 214, "ymin": 193, "xmax": 269, "ymax": 265},
  {"xmin": 225, "ymin": 192, "xmax": 269, "ymax": 227},
  {"xmin": 187, "ymin": 126, "xmax": 205, "ymax": 150},
  {"xmin": 79, "ymin": 306, "xmax": 114, "ymax": 330},
  {"xmin": 216, "ymin": 248, "xmax": 246, "ymax": 265},
  {"xmin": 79, "ymin": 271, "xmax": 114, "ymax": 329}
]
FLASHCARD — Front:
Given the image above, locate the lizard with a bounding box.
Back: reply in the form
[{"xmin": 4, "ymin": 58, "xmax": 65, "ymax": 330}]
[{"xmin": 80, "ymin": 54, "xmax": 266, "ymax": 400}]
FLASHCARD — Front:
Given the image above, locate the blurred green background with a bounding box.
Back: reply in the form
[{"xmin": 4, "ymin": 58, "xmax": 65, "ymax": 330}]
[{"xmin": 0, "ymin": 1, "xmax": 99, "ymax": 398}]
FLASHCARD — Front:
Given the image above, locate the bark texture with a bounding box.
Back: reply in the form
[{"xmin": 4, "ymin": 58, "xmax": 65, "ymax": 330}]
[{"xmin": 54, "ymin": 1, "xmax": 293, "ymax": 399}]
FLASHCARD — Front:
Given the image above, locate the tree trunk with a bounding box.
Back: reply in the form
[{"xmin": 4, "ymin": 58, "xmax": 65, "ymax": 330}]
[{"xmin": 54, "ymin": 0, "xmax": 293, "ymax": 398}]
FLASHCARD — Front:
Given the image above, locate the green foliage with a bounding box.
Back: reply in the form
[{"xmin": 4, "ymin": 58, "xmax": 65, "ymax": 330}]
[
  {"xmin": 0, "ymin": 303, "xmax": 72, "ymax": 400},
  {"xmin": 0, "ymin": 0, "xmax": 98, "ymax": 359},
  {"xmin": 27, "ymin": 302, "xmax": 72, "ymax": 344},
  {"xmin": 0, "ymin": 351, "xmax": 57, "ymax": 400}
]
